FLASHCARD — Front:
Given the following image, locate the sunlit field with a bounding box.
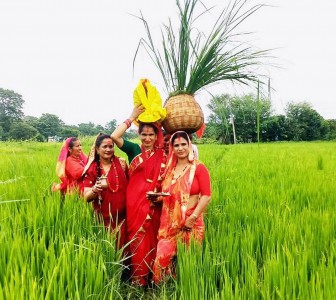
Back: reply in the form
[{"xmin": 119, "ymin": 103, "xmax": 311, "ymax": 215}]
[{"xmin": 1, "ymin": 139, "xmax": 335, "ymax": 299}]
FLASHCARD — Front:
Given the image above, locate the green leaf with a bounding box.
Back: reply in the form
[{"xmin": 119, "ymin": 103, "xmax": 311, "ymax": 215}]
[{"xmin": 134, "ymin": 0, "xmax": 271, "ymax": 98}]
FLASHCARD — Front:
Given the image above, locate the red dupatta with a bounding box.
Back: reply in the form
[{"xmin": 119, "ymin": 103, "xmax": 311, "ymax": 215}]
[{"xmin": 126, "ymin": 122, "xmax": 166, "ymax": 234}]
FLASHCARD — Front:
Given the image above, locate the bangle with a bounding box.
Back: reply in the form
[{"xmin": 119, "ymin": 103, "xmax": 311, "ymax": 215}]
[
  {"xmin": 191, "ymin": 213, "xmax": 198, "ymax": 219},
  {"xmin": 123, "ymin": 118, "xmax": 132, "ymax": 128}
]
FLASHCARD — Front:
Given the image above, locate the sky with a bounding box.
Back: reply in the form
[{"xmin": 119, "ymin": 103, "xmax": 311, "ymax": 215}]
[{"xmin": 0, "ymin": 0, "xmax": 335, "ymax": 127}]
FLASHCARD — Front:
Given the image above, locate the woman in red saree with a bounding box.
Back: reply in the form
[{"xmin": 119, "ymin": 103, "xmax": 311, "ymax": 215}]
[
  {"xmin": 82, "ymin": 134, "xmax": 128, "ymax": 249},
  {"xmin": 152, "ymin": 131, "xmax": 211, "ymax": 284},
  {"xmin": 111, "ymin": 106, "xmax": 167, "ymax": 286},
  {"xmin": 52, "ymin": 137, "xmax": 87, "ymax": 195}
]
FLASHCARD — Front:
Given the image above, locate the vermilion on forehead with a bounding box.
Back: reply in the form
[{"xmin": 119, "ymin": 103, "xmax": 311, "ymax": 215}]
[
  {"xmin": 101, "ymin": 139, "xmax": 114, "ymax": 146},
  {"xmin": 141, "ymin": 127, "xmax": 156, "ymax": 134},
  {"xmin": 173, "ymin": 137, "xmax": 188, "ymax": 145}
]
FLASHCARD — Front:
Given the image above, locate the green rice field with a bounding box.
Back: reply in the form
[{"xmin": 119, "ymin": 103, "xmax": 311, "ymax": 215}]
[{"xmin": 1, "ymin": 140, "xmax": 335, "ymax": 299}]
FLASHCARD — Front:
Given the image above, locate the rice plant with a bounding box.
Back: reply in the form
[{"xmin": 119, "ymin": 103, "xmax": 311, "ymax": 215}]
[{"xmin": 1, "ymin": 140, "xmax": 335, "ymax": 299}]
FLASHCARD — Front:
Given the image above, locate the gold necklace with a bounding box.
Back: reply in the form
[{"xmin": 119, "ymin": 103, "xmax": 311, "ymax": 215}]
[
  {"xmin": 106, "ymin": 160, "xmax": 119, "ymax": 193},
  {"xmin": 100, "ymin": 161, "xmax": 111, "ymax": 172},
  {"xmin": 172, "ymin": 164, "xmax": 188, "ymax": 182},
  {"xmin": 100, "ymin": 161, "xmax": 119, "ymax": 192}
]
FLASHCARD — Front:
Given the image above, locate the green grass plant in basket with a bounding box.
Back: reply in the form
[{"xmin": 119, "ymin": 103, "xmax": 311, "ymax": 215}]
[{"xmin": 134, "ymin": 0, "xmax": 270, "ymax": 135}]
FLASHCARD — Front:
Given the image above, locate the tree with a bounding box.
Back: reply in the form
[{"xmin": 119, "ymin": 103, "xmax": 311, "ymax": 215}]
[
  {"xmin": 8, "ymin": 122, "xmax": 41, "ymax": 141},
  {"xmin": 232, "ymin": 94, "xmax": 272, "ymax": 142},
  {"xmin": 23, "ymin": 115, "xmax": 39, "ymax": 128},
  {"xmin": 78, "ymin": 122, "xmax": 99, "ymax": 136},
  {"xmin": 207, "ymin": 93, "xmax": 272, "ymax": 143},
  {"xmin": 105, "ymin": 119, "xmax": 117, "ymax": 133},
  {"xmin": 207, "ymin": 95, "xmax": 231, "ymax": 143},
  {"xmin": 0, "ymin": 88, "xmax": 25, "ymax": 137},
  {"xmin": 35, "ymin": 113, "xmax": 64, "ymax": 139},
  {"xmin": 59, "ymin": 125, "xmax": 80, "ymax": 139},
  {"xmin": 321, "ymin": 119, "xmax": 336, "ymax": 140},
  {"xmin": 260, "ymin": 115, "xmax": 288, "ymax": 141},
  {"xmin": 95, "ymin": 124, "xmax": 105, "ymax": 133},
  {"xmin": 285, "ymin": 102, "xmax": 324, "ymax": 141}
]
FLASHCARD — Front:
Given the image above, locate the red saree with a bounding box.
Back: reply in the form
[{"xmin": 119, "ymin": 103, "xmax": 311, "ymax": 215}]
[
  {"xmin": 126, "ymin": 145, "xmax": 166, "ymax": 286},
  {"xmin": 83, "ymin": 156, "xmax": 128, "ymax": 249},
  {"xmin": 52, "ymin": 137, "xmax": 87, "ymax": 194}
]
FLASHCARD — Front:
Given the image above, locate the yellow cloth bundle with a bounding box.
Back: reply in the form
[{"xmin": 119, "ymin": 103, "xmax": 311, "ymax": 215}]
[{"xmin": 133, "ymin": 79, "xmax": 167, "ymax": 124}]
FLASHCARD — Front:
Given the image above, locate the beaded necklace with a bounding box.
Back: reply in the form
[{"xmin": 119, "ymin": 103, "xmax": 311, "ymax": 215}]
[{"xmin": 100, "ymin": 159, "xmax": 119, "ymax": 193}]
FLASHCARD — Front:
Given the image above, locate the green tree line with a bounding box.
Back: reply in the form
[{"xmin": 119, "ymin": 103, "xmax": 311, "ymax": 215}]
[
  {"xmin": 1, "ymin": 87, "xmax": 335, "ymax": 142},
  {"xmin": 203, "ymin": 94, "xmax": 336, "ymax": 143},
  {"xmin": 0, "ymin": 88, "xmax": 138, "ymax": 141}
]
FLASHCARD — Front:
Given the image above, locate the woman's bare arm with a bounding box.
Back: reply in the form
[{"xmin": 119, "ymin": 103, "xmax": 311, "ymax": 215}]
[
  {"xmin": 184, "ymin": 195, "xmax": 211, "ymax": 228},
  {"xmin": 111, "ymin": 105, "xmax": 145, "ymax": 148}
]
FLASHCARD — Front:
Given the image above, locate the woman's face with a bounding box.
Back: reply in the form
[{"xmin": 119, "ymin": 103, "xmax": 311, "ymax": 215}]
[
  {"xmin": 172, "ymin": 137, "xmax": 189, "ymax": 159},
  {"xmin": 69, "ymin": 140, "xmax": 82, "ymax": 157},
  {"xmin": 140, "ymin": 125, "xmax": 157, "ymax": 150},
  {"xmin": 96, "ymin": 138, "xmax": 114, "ymax": 161}
]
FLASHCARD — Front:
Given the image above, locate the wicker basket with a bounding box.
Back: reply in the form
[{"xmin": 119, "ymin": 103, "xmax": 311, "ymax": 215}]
[{"xmin": 162, "ymin": 94, "xmax": 204, "ymax": 134}]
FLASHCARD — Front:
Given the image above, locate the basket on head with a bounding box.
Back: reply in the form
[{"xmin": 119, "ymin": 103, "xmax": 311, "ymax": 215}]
[{"xmin": 162, "ymin": 94, "xmax": 204, "ymax": 134}]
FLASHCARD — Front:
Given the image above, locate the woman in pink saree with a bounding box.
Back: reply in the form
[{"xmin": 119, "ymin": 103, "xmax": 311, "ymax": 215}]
[{"xmin": 152, "ymin": 131, "xmax": 211, "ymax": 284}]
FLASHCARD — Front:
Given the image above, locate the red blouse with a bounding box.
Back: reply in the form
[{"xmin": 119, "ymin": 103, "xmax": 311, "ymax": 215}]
[
  {"xmin": 65, "ymin": 155, "xmax": 86, "ymax": 191},
  {"xmin": 190, "ymin": 164, "xmax": 211, "ymax": 196}
]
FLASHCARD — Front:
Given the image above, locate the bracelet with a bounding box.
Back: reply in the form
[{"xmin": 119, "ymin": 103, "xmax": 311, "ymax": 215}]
[
  {"xmin": 191, "ymin": 213, "xmax": 198, "ymax": 219},
  {"xmin": 123, "ymin": 118, "xmax": 132, "ymax": 128}
]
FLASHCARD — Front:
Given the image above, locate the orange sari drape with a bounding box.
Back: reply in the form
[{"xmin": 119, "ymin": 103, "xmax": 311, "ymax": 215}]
[
  {"xmin": 153, "ymin": 163, "xmax": 204, "ymax": 283},
  {"xmin": 153, "ymin": 132, "xmax": 204, "ymax": 284}
]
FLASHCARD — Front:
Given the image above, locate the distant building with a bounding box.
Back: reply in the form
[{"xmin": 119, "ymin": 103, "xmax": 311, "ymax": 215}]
[{"xmin": 48, "ymin": 136, "xmax": 62, "ymax": 142}]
